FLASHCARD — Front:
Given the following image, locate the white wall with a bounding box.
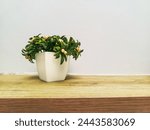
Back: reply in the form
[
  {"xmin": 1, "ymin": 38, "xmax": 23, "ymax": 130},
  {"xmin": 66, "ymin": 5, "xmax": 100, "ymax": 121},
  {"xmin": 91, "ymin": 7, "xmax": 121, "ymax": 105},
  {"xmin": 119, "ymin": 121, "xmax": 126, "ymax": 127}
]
[{"xmin": 0, "ymin": 0, "xmax": 150, "ymax": 74}]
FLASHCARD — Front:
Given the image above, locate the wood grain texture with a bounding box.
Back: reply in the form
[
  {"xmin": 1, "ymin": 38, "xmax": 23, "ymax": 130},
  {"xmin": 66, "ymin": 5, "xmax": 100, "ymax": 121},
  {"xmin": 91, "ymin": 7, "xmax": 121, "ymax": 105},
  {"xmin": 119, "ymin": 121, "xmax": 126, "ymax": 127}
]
[
  {"xmin": 0, "ymin": 97, "xmax": 150, "ymax": 112},
  {"xmin": 0, "ymin": 75, "xmax": 150, "ymax": 112},
  {"xmin": 0, "ymin": 75, "xmax": 150, "ymax": 98}
]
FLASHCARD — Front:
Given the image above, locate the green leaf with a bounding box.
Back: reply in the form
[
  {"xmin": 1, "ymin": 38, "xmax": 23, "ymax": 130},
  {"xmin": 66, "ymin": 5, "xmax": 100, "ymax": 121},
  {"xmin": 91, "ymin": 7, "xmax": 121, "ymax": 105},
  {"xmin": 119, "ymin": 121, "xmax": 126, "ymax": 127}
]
[
  {"xmin": 54, "ymin": 52, "xmax": 60, "ymax": 59},
  {"xmin": 60, "ymin": 54, "xmax": 64, "ymax": 64},
  {"xmin": 40, "ymin": 42, "xmax": 47, "ymax": 49},
  {"xmin": 61, "ymin": 35, "xmax": 68, "ymax": 43},
  {"xmin": 21, "ymin": 34, "xmax": 83, "ymax": 65},
  {"xmin": 64, "ymin": 54, "xmax": 67, "ymax": 61},
  {"xmin": 53, "ymin": 46, "xmax": 61, "ymax": 51}
]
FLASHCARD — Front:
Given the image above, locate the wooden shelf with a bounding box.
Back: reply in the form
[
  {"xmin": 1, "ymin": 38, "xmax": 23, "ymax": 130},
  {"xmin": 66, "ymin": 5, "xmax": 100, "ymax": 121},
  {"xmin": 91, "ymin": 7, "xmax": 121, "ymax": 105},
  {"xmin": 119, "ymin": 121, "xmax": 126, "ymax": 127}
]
[{"xmin": 0, "ymin": 75, "xmax": 150, "ymax": 112}]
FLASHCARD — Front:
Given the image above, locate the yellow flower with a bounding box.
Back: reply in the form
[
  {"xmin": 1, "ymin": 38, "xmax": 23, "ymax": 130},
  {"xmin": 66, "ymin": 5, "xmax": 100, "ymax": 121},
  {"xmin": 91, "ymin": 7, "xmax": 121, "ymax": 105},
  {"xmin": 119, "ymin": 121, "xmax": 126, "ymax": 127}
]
[
  {"xmin": 76, "ymin": 46, "xmax": 80, "ymax": 52},
  {"xmin": 61, "ymin": 49, "xmax": 67, "ymax": 55},
  {"xmin": 64, "ymin": 51, "xmax": 67, "ymax": 55},
  {"xmin": 61, "ymin": 49, "xmax": 65, "ymax": 53},
  {"xmin": 43, "ymin": 36, "xmax": 49, "ymax": 39}
]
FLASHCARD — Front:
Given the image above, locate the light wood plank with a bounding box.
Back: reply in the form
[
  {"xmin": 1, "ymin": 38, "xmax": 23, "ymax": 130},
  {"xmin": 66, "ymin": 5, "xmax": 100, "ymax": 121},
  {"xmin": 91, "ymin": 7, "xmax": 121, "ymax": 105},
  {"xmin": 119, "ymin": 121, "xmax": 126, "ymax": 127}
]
[{"xmin": 0, "ymin": 75, "xmax": 150, "ymax": 98}]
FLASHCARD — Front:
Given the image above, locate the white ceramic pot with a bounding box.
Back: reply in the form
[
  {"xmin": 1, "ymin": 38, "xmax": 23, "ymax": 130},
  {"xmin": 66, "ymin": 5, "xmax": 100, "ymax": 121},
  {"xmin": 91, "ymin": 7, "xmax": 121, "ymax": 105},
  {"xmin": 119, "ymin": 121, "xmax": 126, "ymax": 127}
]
[{"xmin": 35, "ymin": 52, "xmax": 69, "ymax": 82}]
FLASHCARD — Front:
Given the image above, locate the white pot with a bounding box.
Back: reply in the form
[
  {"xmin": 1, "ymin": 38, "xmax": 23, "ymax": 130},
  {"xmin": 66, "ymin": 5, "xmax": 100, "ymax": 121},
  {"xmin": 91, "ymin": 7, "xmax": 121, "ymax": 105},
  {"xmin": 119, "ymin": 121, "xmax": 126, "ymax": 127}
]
[{"xmin": 35, "ymin": 52, "xmax": 69, "ymax": 82}]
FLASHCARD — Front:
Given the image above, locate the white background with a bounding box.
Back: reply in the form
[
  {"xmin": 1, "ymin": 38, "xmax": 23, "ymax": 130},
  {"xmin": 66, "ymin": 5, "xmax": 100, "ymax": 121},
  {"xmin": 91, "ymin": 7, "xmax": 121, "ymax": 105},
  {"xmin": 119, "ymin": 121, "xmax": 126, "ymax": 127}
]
[
  {"xmin": 0, "ymin": 113, "xmax": 150, "ymax": 130},
  {"xmin": 0, "ymin": 0, "xmax": 150, "ymax": 74}
]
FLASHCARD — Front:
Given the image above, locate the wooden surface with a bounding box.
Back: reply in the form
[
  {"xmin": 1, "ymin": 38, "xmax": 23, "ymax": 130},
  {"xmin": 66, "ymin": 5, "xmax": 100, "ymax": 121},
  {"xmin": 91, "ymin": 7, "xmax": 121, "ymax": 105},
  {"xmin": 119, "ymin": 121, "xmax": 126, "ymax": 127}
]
[
  {"xmin": 0, "ymin": 75, "xmax": 150, "ymax": 98},
  {"xmin": 0, "ymin": 75, "xmax": 150, "ymax": 112},
  {"xmin": 0, "ymin": 97, "xmax": 150, "ymax": 113}
]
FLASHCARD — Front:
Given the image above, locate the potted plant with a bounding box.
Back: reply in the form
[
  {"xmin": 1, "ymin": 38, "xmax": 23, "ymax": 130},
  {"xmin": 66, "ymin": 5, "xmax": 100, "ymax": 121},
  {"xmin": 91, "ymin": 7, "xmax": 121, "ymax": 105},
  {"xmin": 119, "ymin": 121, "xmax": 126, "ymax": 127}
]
[{"xmin": 21, "ymin": 34, "xmax": 83, "ymax": 82}]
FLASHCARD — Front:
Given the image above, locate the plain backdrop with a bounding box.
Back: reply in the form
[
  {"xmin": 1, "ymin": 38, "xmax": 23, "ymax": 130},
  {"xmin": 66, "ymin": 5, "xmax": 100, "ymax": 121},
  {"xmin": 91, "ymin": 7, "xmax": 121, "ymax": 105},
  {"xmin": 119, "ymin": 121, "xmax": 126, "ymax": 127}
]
[{"xmin": 0, "ymin": 0, "xmax": 150, "ymax": 74}]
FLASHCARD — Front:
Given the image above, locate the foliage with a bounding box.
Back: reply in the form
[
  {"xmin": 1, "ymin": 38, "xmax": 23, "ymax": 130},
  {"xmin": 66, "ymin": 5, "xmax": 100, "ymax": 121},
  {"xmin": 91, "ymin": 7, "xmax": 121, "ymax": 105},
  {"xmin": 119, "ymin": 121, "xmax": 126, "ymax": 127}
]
[{"xmin": 21, "ymin": 34, "xmax": 83, "ymax": 64}]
